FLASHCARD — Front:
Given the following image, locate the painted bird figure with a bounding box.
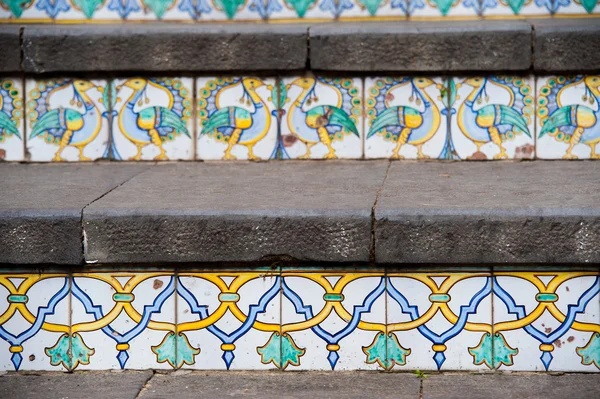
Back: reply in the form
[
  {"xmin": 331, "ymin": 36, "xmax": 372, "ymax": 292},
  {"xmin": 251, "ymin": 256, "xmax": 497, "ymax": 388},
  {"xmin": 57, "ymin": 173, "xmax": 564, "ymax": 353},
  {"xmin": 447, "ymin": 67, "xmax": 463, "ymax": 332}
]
[
  {"xmin": 288, "ymin": 77, "xmax": 359, "ymax": 159},
  {"xmin": 539, "ymin": 75, "xmax": 600, "ymax": 159},
  {"xmin": 201, "ymin": 78, "xmax": 271, "ymax": 160},
  {"xmin": 367, "ymin": 78, "xmax": 441, "ymax": 159},
  {"xmin": 29, "ymin": 80, "xmax": 101, "ymax": 162},
  {"xmin": 117, "ymin": 78, "xmax": 190, "ymax": 161},
  {"xmin": 458, "ymin": 77, "xmax": 531, "ymax": 159},
  {"xmin": 0, "ymin": 87, "xmax": 21, "ymax": 143}
]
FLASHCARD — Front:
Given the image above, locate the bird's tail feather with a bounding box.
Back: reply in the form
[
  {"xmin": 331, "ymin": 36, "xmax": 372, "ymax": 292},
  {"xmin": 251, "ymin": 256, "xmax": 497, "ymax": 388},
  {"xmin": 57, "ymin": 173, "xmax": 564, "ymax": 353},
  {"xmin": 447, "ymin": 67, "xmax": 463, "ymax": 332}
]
[
  {"xmin": 498, "ymin": 105, "xmax": 531, "ymax": 137},
  {"xmin": 367, "ymin": 107, "xmax": 399, "ymax": 138},
  {"xmin": 539, "ymin": 106, "xmax": 573, "ymax": 137},
  {"xmin": 29, "ymin": 110, "xmax": 60, "ymax": 139}
]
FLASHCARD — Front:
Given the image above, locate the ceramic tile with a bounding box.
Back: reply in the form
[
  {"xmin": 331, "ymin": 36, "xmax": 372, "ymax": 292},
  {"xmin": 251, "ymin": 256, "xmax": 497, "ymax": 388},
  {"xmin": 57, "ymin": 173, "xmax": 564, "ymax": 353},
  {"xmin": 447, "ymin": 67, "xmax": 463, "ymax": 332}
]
[
  {"xmin": 71, "ymin": 272, "xmax": 177, "ymax": 369},
  {"xmin": 365, "ymin": 77, "xmax": 448, "ymax": 159},
  {"xmin": 53, "ymin": 0, "xmax": 115, "ymax": 20},
  {"xmin": 387, "ymin": 272, "xmax": 493, "ymax": 371},
  {"xmin": 177, "ymin": 271, "xmax": 281, "ymax": 370},
  {"xmin": 536, "ymin": 75, "xmax": 600, "ymax": 160},
  {"xmin": 0, "ymin": 273, "xmax": 71, "ymax": 371},
  {"xmin": 26, "ymin": 79, "xmax": 110, "ymax": 162},
  {"xmin": 281, "ymin": 271, "xmax": 386, "ymax": 370},
  {"xmin": 554, "ymin": 0, "xmax": 599, "ymax": 14},
  {"xmin": 450, "ymin": 76, "xmax": 535, "ymax": 160},
  {"xmin": 197, "ymin": 77, "xmax": 278, "ymax": 160},
  {"xmin": 493, "ymin": 273, "xmax": 600, "ymax": 371},
  {"xmin": 409, "ymin": 0, "xmax": 481, "ymax": 18},
  {"xmin": 480, "ymin": 0, "xmax": 554, "ymax": 16},
  {"xmin": 111, "ymin": 78, "xmax": 193, "ymax": 161},
  {"xmin": 0, "ymin": 79, "xmax": 24, "ymax": 161},
  {"xmin": 107, "ymin": 0, "xmax": 229, "ymax": 21},
  {"xmin": 280, "ymin": 77, "xmax": 363, "ymax": 160}
]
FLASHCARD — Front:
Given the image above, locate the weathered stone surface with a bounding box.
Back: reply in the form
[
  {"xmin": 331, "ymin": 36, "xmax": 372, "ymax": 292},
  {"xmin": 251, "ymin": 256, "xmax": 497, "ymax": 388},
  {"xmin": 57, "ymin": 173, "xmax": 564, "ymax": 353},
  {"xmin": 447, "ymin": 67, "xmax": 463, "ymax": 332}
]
[
  {"xmin": 0, "ymin": 26, "xmax": 21, "ymax": 73},
  {"xmin": 0, "ymin": 164, "xmax": 149, "ymax": 265},
  {"xmin": 0, "ymin": 371, "xmax": 152, "ymax": 399},
  {"xmin": 533, "ymin": 18, "xmax": 600, "ymax": 73},
  {"xmin": 83, "ymin": 161, "xmax": 388, "ymax": 264},
  {"xmin": 309, "ymin": 21, "xmax": 532, "ymax": 72},
  {"xmin": 22, "ymin": 24, "xmax": 308, "ymax": 74},
  {"xmin": 375, "ymin": 161, "xmax": 600, "ymax": 265},
  {"xmin": 423, "ymin": 373, "xmax": 600, "ymax": 399},
  {"xmin": 141, "ymin": 371, "xmax": 420, "ymax": 399}
]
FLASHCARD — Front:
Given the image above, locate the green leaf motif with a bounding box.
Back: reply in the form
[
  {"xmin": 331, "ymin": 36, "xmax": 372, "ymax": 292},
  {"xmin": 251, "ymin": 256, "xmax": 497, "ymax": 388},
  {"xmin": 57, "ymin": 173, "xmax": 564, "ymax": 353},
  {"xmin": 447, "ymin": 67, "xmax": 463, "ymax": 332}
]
[
  {"xmin": 286, "ymin": 0, "xmax": 316, "ymax": 17},
  {"xmin": 45, "ymin": 333, "xmax": 71, "ymax": 369},
  {"xmin": 363, "ymin": 332, "xmax": 410, "ymax": 370},
  {"xmin": 215, "ymin": 0, "xmax": 245, "ymax": 19},
  {"xmin": 441, "ymin": 78, "xmax": 457, "ymax": 109},
  {"xmin": 258, "ymin": 332, "xmax": 305, "ymax": 369},
  {"xmin": 152, "ymin": 332, "xmax": 200, "ymax": 368},
  {"xmin": 358, "ymin": 0, "xmax": 383, "ymax": 16},
  {"xmin": 143, "ymin": 0, "xmax": 175, "ymax": 19},
  {"xmin": 73, "ymin": 0, "xmax": 104, "ymax": 18},
  {"xmin": 469, "ymin": 333, "xmax": 518, "ymax": 369},
  {"xmin": 577, "ymin": 333, "xmax": 600, "ymax": 369},
  {"xmin": 432, "ymin": 0, "xmax": 454, "ymax": 16},
  {"xmin": 505, "ymin": 0, "xmax": 525, "ymax": 14},
  {"xmin": 45, "ymin": 333, "xmax": 95, "ymax": 370},
  {"xmin": 274, "ymin": 80, "xmax": 287, "ymax": 110},
  {"xmin": 103, "ymin": 81, "xmax": 117, "ymax": 110},
  {"xmin": 581, "ymin": 0, "xmax": 597, "ymax": 13},
  {"xmin": 3, "ymin": 0, "xmax": 29, "ymax": 17},
  {"xmin": 71, "ymin": 333, "xmax": 95, "ymax": 368}
]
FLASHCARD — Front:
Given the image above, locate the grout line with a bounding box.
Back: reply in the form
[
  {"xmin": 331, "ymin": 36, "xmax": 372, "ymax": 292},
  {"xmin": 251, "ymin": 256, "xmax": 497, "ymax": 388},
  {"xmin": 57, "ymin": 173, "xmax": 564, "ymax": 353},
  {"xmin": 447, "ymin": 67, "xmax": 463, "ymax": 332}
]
[
  {"xmin": 67, "ymin": 269, "xmax": 73, "ymax": 373},
  {"xmin": 279, "ymin": 265, "xmax": 283, "ymax": 372},
  {"xmin": 370, "ymin": 160, "xmax": 392, "ymax": 266},
  {"xmin": 106, "ymin": 78, "xmax": 114, "ymax": 161},
  {"xmin": 491, "ymin": 266, "xmax": 496, "ymax": 373},
  {"xmin": 174, "ymin": 267, "xmax": 179, "ymax": 369},
  {"xmin": 21, "ymin": 76, "xmax": 28, "ymax": 162},
  {"xmin": 192, "ymin": 77, "xmax": 197, "ymax": 161}
]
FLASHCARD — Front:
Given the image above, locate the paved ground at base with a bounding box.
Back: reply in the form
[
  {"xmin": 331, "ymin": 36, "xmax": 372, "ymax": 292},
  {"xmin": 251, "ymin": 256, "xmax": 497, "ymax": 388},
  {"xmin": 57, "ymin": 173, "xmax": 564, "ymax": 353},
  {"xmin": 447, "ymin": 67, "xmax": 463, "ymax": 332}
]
[{"xmin": 1, "ymin": 370, "xmax": 599, "ymax": 399}]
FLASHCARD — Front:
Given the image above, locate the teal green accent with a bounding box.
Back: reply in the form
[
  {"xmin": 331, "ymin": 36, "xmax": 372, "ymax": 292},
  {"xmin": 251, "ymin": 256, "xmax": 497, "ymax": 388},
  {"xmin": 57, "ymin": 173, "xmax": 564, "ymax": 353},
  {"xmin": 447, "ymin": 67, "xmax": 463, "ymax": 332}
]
[
  {"xmin": 433, "ymin": 0, "xmax": 454, "ymax": 16},
  {"xmin": 469, "ymin": 333, "xmax": 517, "ymax": 369},
  {"xmin": 144, "ymin": 0, "xmax": 175, "ymax": 18},
  {"xmin": 215, "ymin": 0, "xmax": 245, "ymax": 19},
  {"xmin": 428, "ymin": 294, "xmax": 450, "ymax": 303},
  {"xmin": 274, "ymin": 81, "xmax": 286, "ymax": 110},
  {"xmin": 3, "ymin": 0, "xmax": 29, "ymax": 18},
  {"xmin": 363, "ymin": 332, "xmax": 410, "ymax": 370},
  {"xmin": 104, "ymin": 81, "xmax": 117, "ymax": 110},
  {"xmin": 112, "ymin": 293, "xmax": 134, "ymax": 302},
  {"xmin": 257, "ymin": 332, "xmax": 305, "ymax": 369},
  {"xmin": 73, "ymin": 0, "xmax": 103, "ymax": 18},
  {"xmin": 307, "ymin": 106, "xmax": 359, "ymax": 137},
  {"xmin": 45, "ymin": 334, "xmax": 71, "ymax": 369},
  {"xmin": 7, "ymin": 295, "xmax": 27, "ymax": 303},
  {"xmin": 152, "ymin": 332, "xmax": 199, "ymax": 368},
  {"xmin": 441, "ymin": 78, "xmax": 457, "ymax": 109},
  {"xmin": 219, "ymin": 293, "xmax": 240, "ymax": 302},
  {"xmin": 71, "ymin": 333, "xmax": 95, "ymax": 367},
  {"xmin": 323, "ymin": 293, "xmax": 344, "ymax": 302},
  {"xmin": 505, "ymin": 0, "xmax": 525, "ymax": 14},
  {"xmin": 359, "ymin": 0, "xmax": 383, "ymax": 16},
  {"xmin": 536, "ymin": 293, "xmax": 558, "ymax": 302},
  {"xmin": 286, "ymin": 0, "xmax": 316, "ymax": 17},
  {"xmin": 177, "ymin": 333, "xmax": 200, "ymax": 367},
  {"xmin": 581, "ymin": 0, "xmax": 597, "ymax": 13},
  {"xmin": 577, "ymin": 333, "xmax": 600, "ymax": 368},
  {"xmin": 363, "ymin": 332, "xmax": 387, "ymax": 367}
]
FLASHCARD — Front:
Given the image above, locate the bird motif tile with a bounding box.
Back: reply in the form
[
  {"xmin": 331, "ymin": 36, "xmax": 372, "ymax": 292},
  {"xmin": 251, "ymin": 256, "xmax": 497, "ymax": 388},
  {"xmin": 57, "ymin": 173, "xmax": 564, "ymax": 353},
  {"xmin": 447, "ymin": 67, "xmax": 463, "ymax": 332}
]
[
  {"xmin": 26, "ymin": 79, "xmax": 109, "ymax": 162},
  {"xmin": 0, "ymin": 79, "xmax": 24, "ymax": 161},
  {"xmin": 280, "ymin": 76, "xmax": 363, "ymax": 160}
]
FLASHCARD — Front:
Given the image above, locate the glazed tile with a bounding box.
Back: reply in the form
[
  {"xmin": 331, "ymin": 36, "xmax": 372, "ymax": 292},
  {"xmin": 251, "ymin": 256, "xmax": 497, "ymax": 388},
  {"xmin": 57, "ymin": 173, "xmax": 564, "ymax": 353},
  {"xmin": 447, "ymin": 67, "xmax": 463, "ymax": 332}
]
[
  {"xmin": 71, "ymin": 273, "xmax": 177, "ymax": 370},
  {"xmin": 493, "ymin": 273, "xmax": 600, "ymax": 372},
  {"xmin": 409, "ymin": 0, "xmax": 481, "ymax": 18},
  {"xmin": 177, "ymin": 272, "xmax": 281, "ymax": 370},
  {"xmin": 280, "ymin": 77, "xmax": 363, "ymax": 160},
  {"xmin": 281, "ymin": 271, "xmax": 386, "ymax": 370},
  {"xmin": 0, "ymin": 273, "xmax": 71, "ymax": 371},
  {"xmin": 365, "ymin": 77, "xmax": 447, "ymax": 159},
  {"xmin": 387, "ymin": 272, "xmax": 493, "ymax": 371},
  {"xmin": 554, "ymin": 0, "xmax": 599, "ymax": 14},
  {"xmin": 111, "ymin": 77, "xmax": 194, "ymax": 161},
  {"xmin": 536, "ymin": 75, "xmax": 600, "ymax": 160},
  {"xmin": 0, "ymin": 79, "xmax": 24, "ymax": 161},
  {"xmin": 54, "ymin": 0, "xmax": 114, "ymax": 20},
  {"xmin": 450, "ymin": 76, "xmax": 535, "ymax": 160},
  {"xmin": 480, "ymin": 0, "xmax": 554, "ymax": 16},
  {"xmin": 197, "ymin": 77, "xmax": 278, "ymax": 160},
  {"xmin": 26, "ymin": 79, "xmax": 110, "ymax": 162}
]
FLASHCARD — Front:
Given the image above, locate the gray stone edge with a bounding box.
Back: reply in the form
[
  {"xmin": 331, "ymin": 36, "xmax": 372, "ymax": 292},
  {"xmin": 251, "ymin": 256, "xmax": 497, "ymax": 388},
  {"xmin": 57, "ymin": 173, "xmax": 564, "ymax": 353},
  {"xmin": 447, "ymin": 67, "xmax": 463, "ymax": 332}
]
[{"xmin": 1, "ymin": 18, "xmax": 598, "ymax": 74}]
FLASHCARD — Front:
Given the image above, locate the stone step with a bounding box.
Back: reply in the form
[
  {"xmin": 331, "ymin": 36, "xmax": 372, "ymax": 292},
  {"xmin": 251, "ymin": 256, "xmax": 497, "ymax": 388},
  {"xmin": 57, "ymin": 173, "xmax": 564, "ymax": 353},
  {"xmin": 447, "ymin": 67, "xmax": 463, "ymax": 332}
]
[{"xmin": 1, "ymin": 160, "xmax": 599, "ymax": 266}]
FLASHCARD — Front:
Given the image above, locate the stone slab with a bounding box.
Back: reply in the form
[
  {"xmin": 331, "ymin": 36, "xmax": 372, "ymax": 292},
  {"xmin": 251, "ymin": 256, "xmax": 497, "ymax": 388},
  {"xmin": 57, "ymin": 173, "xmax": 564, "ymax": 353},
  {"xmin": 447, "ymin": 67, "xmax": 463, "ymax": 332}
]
[
  {"xmin": 375, "ymin": 161, "xmax": 600, "ymax": 265},
  {"xmin": 422, "ymin": 373, "xmax": 600, "ymax": 399},
  {"xmin": 0, "ymin": 370, "xmax": 152, "ymax": 399},
  {"xmin": 83, "ymin": 161, "xmax": 389, "ymax": 264},
  {"xmin": 22, "ymin": 24, "xmax": 308, "ymax": 74},
  {"xmin": 0, "ymin": 26, "xmax": 21, "ymax": 73},
  {"xmin": 309, "ymin": 21, "xmax": 532, "ymax": 72},
  {"xmin": 533, "ymin": 18, "xmax": 600, "ymax": 73},
  {"xmin": 0, "ymin": 163, "xmax": 149, "ymax": 265},
  {"xmin": 141, "ymin": 371, "xmax": 420, "ymax": 399}
]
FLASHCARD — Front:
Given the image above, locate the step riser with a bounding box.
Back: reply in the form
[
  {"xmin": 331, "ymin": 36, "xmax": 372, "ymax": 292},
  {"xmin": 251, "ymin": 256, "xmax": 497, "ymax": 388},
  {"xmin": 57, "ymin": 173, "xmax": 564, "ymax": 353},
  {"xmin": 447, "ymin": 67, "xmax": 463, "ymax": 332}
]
[{"xmin": 1, "ymin": 268, "xmax": 598, "ymax": 372}]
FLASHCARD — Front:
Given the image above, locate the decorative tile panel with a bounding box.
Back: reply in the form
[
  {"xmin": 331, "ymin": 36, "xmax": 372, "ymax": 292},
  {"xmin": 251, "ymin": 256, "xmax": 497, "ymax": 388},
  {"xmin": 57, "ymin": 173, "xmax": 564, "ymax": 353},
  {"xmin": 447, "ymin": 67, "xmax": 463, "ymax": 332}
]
[
  {"xmin": 480, "ymin": 0, "xmax": 554, "ymax": 16},
  {"xmin": 365, "ymin": 77, "xmax": 447, "ymax": 159},
  {"xmin": 536, "ymin": 75, "xmax": 600, "ymax": 160},
  {"xmin": 280, "ymin": 77, "xmax": 363, "ymax": 160},
  {"xmin": 554, "ymin": 0, "xmax": 599, "ymax": 15},
  {"xmin": 112, "ymin": 77, "xmax": 194, "ymax": 161},
  {"xmin": 450, "ymin": 76, "xmax": 535, "ymax": 160},
  {"xmin": 409, "ymin": 0, "xmax": 482, "ymax": 18},
  {"xmin": 197, "ymin": 77, "xmax": 278, "ymax": 160},
  {"xmin": 0, "ymin": 79, "xmax": 24, "ymax": 161},
  {"xmin": 26, "ymin": 79, "xmax": 110, "ymax": 162}
]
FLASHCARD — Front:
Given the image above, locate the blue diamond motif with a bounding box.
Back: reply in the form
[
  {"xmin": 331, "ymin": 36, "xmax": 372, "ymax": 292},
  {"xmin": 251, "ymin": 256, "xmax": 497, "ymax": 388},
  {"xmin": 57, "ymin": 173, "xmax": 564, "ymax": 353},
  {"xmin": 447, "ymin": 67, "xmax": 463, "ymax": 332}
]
[
  {"xmin": 11, "ymin": 352, "xmax": 22, "ymax": 370},
  {"xmin": 540, "ymin": 351, "xmax": 553, "ymax": 370},
  {"xmin": 433, "ymin": 351, "xmax": 446, "ymax": 370},
  {"xmin": 117, "ymin": 350, "xmax": 129, "ymax": 369},
  {"xmin": 327, "ymin": 351, "xmax": 339, "ymax": 370},
  {"xmin": 222, "ymin": 350, "xmax": 235, "ymax": 370}
]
